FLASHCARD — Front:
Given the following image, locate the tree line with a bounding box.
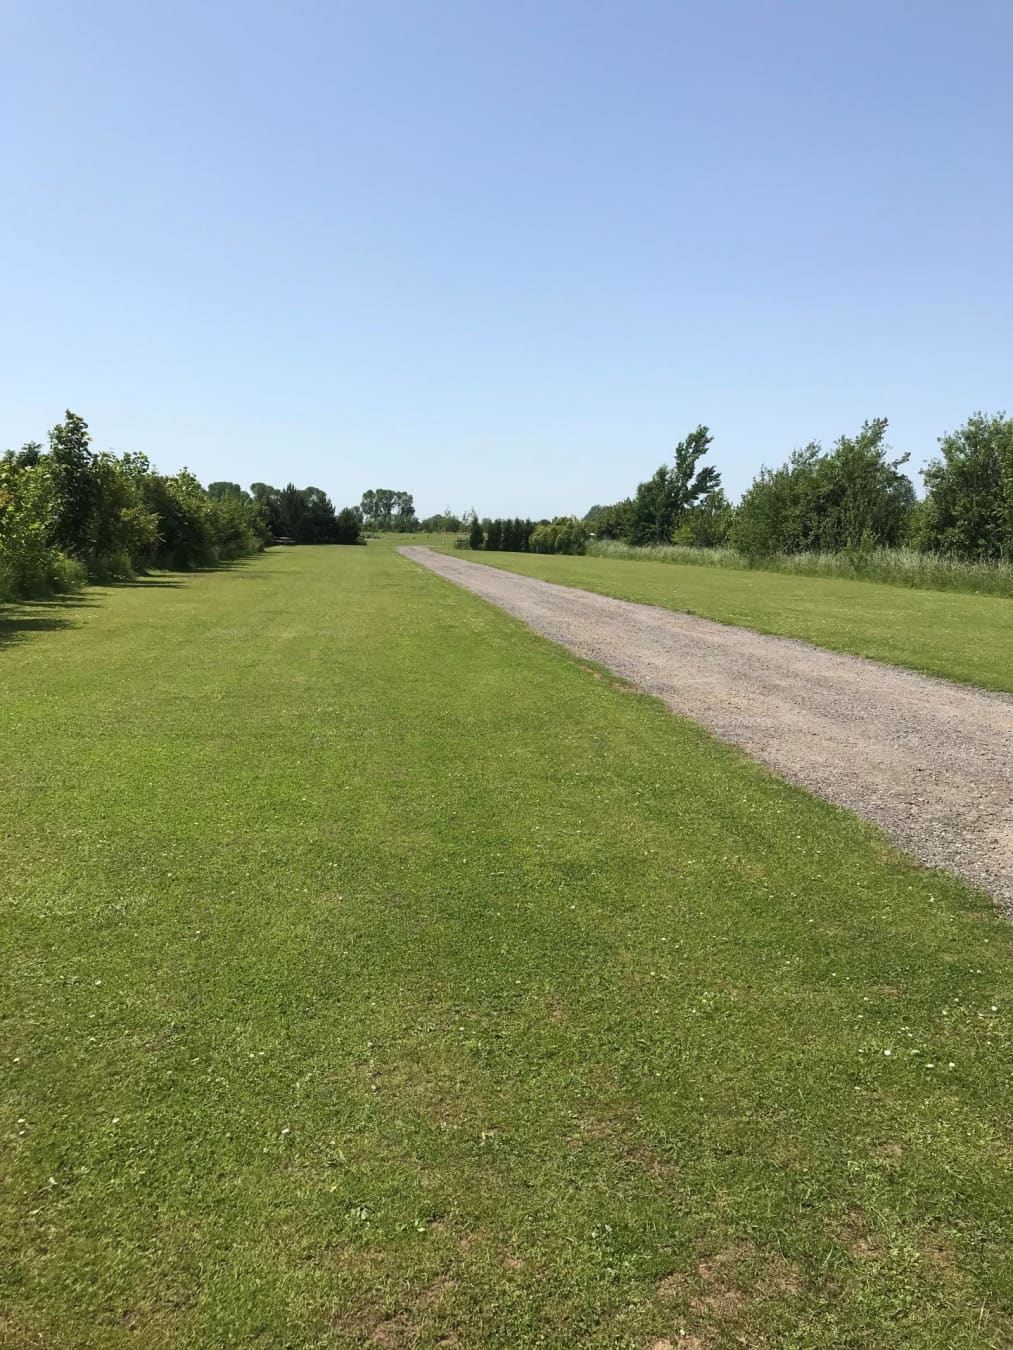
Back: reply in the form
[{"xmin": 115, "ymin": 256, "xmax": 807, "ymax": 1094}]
[
  {"xmin": 0, "ymin": 411, "xmax": 367, "ymax": 601},
  {"xmin": 458, "ymin": 516, "xmax": 590, "ymax": 555},
  {"xmin": 247, "ymin": 483, "xmax": 362, "ymax": 545},
  {"xmin": 585, "ymin": 413, "xmax": 1013, "ymax": 562},
  {"xmin": 6, "ymin": 407, "xmax": 1010, "ymax": 603}
]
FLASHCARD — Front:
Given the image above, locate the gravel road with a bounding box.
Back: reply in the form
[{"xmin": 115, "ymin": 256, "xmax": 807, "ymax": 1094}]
[{"xmin": 401, "ymin": 546, "xmax": 1013, "ymax": 914}]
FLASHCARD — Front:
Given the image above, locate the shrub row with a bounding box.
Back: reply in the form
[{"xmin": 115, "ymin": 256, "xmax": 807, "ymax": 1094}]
[
  {"xmin": 589, "ymin": 413, "xmax": 1013, "ymax": 563},
  {"xmin": 1, "ymin": 411, "xmax": 363, "ymax": 603}
]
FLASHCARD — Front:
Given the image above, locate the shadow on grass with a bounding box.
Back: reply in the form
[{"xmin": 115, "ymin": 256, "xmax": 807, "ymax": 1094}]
[
  {"xmin": 108, "ymin": 577, "xmax": 185, "ymax": 588},
  {"xmin": 1, "ymin": 553, "xmax": 273, "ymax": 651},
  {"xmin": 106, "ymin": 556, "xmax": 261, "ymax": 587},
  {"xmin": 0, "ymin": 594, "xmax": 96, "ymax": 649}
]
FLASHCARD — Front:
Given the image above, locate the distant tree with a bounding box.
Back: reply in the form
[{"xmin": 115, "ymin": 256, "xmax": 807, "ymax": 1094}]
[
  {"xmin": 251, "ymin": 482, "xmax": 283, "ymax": 536},
  {"xmin": 13, "ymin": 441, "xmax": 43, "ymax": 469},
  {"xmin": 468, "ymin": 517, "xmax": 484, "ymax": 549},
  {"xmin": 334, "ymin": 506, "xmax": 364, "ymax": 544},
  {"xmin": 530, "ymin": 517, "xmax": 587, "ymax": 555},
  {"xmin": 360, "ymin": 488, "xmax": 417, "ymax": 531},
  {"xmin": 593, "ymin": 499, "xmax": 634, "ymax": 540},
  {"xmin": 278, "ymin": 483, "xmax": 307, "ymax": 538},
  {"xmin": 485, "ymin": 519, "xmax": 502, "ymax": 550},
  {"xmin": 207, "ymin": 481, "xmax": 250, "ymax": 502},
  {"xmin": 629, "ymin": 426, "xmax": 721, "ymax": 545},
  {"xmin": 419, "ymin": 510, "xmax": 462, "ymax": 533},
  {"xmin": 304, "ymin": 487, "xmax": 341, "ymax": 542},
  {"xmin": 393, "ymin": 490, "xmax": 417, "ymax": 531}
]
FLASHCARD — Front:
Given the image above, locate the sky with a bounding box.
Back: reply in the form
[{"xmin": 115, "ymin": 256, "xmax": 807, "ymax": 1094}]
[{"xmin": 2, "ymin": 0, "xmax": 1011, "ymax": 518}]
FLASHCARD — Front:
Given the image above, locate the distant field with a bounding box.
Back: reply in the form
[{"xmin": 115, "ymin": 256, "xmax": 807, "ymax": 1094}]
[
  {"xmin": 432, "ymin": 545, "xmax": 1013, "ymax": 694},
  {"xmin": 1, "ymin": 546, "xmax": 1011, "ymax": 1348}
]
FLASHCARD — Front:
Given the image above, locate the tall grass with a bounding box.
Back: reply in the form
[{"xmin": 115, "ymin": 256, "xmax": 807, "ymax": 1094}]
[{"xmin": 586, "ymin": 539, "xmax": 1013, "ymax": 598}]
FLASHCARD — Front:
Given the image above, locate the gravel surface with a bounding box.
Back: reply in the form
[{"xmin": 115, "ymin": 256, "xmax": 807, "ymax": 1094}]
[{"xmin": 401, "ymin": 546, "xmax": 1013, "ymax": 914}]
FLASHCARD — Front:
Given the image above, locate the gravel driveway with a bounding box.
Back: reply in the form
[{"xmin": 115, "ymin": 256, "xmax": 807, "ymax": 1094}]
[{"xmin": 401, "ymin": 547, "xmax": 1013, "ymax": 914}]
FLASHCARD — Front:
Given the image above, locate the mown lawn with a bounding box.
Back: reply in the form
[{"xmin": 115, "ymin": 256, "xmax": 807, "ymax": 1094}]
[
  {"xmin": 432, "ymin": 546, "xmax": 1013, "ymax": 694},
  {"xmin": 1, "ymin": 546, "xmax": 1010, "ymax": 1348}
]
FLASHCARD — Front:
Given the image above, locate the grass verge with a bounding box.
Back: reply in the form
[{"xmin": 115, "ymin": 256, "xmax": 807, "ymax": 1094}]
[
  {"xmin": 437, "ymin": 546, "xmax": 1013, "ymax": 694},
  {"xmin": 1, "ymin": 545, "xmax": 1010, "ymax": 1347}
]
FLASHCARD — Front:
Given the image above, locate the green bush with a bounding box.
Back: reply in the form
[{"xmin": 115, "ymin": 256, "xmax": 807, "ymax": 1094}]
[
  {"xmin": 84, "ymin": 550, "xmax": 135, "ymax": 584},
  {"xmin": 916, "ymin": 412, "xmax": 1013, "ymax": 560},
  {"xmin": 0, "ymin": 453, "xmax": 71, "ymax": 599},
  {"xmin": 530, "ymin": 517, "xmax": 588, "ymax": 555},
  {"xmin": 731, "ymin": 419, "xmax": 914, "ymax": 558}
]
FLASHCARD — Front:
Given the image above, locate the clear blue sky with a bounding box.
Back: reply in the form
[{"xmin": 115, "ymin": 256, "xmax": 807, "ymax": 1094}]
[{"xmin": 3, "ymin": 1, "xmax": 1011, "ymax": 518}]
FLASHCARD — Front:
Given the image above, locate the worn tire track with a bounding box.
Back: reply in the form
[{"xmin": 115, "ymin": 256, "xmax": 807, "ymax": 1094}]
[{"xmin": 400, "ymin": 546, "xmax": 1013, "ymax": 914}]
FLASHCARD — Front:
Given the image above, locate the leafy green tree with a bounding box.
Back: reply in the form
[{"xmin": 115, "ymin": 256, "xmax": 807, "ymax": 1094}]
[
  {"xmin": 0, "ymin": 451, "xmax": 71, "ymax": 597},
  {"xmin": 530, "ymin": 517, "xmax": 587, "ymax": 554},
  {"xmin": 141, "ymin": 469, "xmax": 217, "ymax": 569},
  {"xmin": 393, "ymin": 491, "xmax": 417, "ymax": 531},
  {"xmin": 250, "ymin": 483, "xmax": 285, "ymax": 537},
  {"xmin": 629, "ymin": 426, "xmax": 721, "ymax": 544},
  {"xmin": 591, "ymin": 498, "xmax": 634, "ymax": 540},
  {"xmin": 207, "ymin": 490, "xmax": 267, "ymax": 558},
  {"xmin": 916, "ymin": 412, "xmax": 1013, "ymax": 560},
  {"xmin": 85, "ymin": 453, "xmax": 160, "ymax": 577},
  {"xmin": 673, "ymin": 488, "xmax": 735, "ymax": 547},
  {"xmin": 301, "ymin": 486, "xmax": 340, "ymax": 543},
  {"xmin": 816, "ymin": 419, "xmax": 914, "ymax": 551},
  {"xmin": 47, "ymin": 411, "xmax": 97, "ymax": 557},
  {"xmin": 277, "ymin": 483, "xmax": 306, "ymax": 538},
  {"xmin": 3, "ymin": 413, "xmax": 269, "ymax": 589},
  {"xmin": 208, "ymin": 481, "xmax": 250, "ymax": 502},
  {"xmin": 732, "ymin": 420, "xmax": 914, "ymax": 557},
  {"xmin": 13, "ymin": 441, "xmax": 43, "ymax": 469},
  {"xmin": 334, "ymin": 506, "xmax": 364, "ymax": 544},
  {"xmin": 419, "ymin": 511, "xmax": 462, "ymax": 532},
  {"xmin": 360, "ymin": 489, "xmax": 418, "ymax": 532}
]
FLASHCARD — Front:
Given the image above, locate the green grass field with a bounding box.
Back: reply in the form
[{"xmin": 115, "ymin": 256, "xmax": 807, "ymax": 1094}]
[
  {"xmin": 433, "ymin": 546, "xmax": 1013, "ymax": 694},
  {"xmin": 2, "ymin": 546, "xmax": 1011, "ymax": 1348}
]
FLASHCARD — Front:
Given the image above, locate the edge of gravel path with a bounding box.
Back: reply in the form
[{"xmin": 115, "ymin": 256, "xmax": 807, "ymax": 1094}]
[{"xmin": 400, "ymin": 546, "xmax": 1013, "ymax": 917}]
